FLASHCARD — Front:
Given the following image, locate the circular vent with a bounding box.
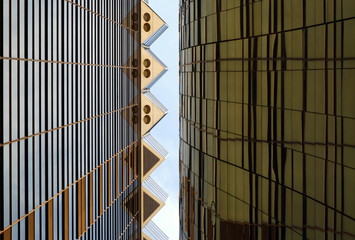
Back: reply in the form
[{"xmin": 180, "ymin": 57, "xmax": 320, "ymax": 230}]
[
  {"xmin": 143, "ymin": 105, "xmax": 151, "ymax": 114},
  {"xmin": 143, "ymin": 59, "xmax": 151, "ymax": 68},
  {"xmin": 143, "ymin": 13, "xmax": 151, "ymax": 21},
  {"xmin": 143, "ymin": 115, "xmax": 151, "ymax": 124},
  {"xmin": 143, "ymin": 23, "xmax": 151, "ymax": 32},
  {"xmin": 143, "ymin": 69, "xmax": 151, "ymax": 78}
]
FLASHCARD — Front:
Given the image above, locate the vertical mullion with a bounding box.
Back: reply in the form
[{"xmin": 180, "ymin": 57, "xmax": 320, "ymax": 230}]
[
  {"xmin": 116, "ymin": 155, "xmax": 119, "ymax": 199},
  {"xmin": 0, "ymin": 0, "xmax": 4, "ymax": 233},
  {"xmin": 9, "ymin": 0, "xmax": 18, "ymax": 237}
]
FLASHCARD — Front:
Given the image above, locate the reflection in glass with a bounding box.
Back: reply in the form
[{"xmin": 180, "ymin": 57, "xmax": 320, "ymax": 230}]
[{"xmin": 179, "ymin": 0, "xmax": 355, "ymax": 239}]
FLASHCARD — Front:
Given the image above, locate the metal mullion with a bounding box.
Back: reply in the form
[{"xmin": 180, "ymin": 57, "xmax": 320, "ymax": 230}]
[
  {"xmin": 71, "ymin": 0, "xmax": 78, "ymax": 185},
  {"xmin": 92, "ymin": 0, "xmax": 96, "ymax": 175},
  {"xmin": 69, "ymin": 2, "xmax": 74, "ymax": 200},
  {"xmin": 118, "ymin": 0, "xmax": 121, "ymax": 236},
  {"xmin": 1, "ymin": 0, "xmax": 11, "ymax": 235},
  {"xmin": 0, "ymin": 9, "xmax": 3, "ymax": 236},
  {"xmin": 23, "ymin": 0, "xmax": 31, "ymax": 223},
  {"xmin": 77, "ymin": 0, "xmax": 83, "ymax": 185},
  {"xmin": 58, "ymin": 2, "xmax": 65, "ymax": 240},
  {"xmin": 18, "ymin": 0, "xmax": 26, "ymax": 237},
  {"xmin": 103, "ymin": 12, "xmax": 106, "ymax": 162},
  {"xmin": 0, "ymin": 56, "xmax": 137, "ymax": 69},
  {"xmin": 9, "ymin": 0, "xmax": 19, "ymax": 237},
  {"xmin": 51, "ymin": 0, "xmax": 58, "ymax": 202},
  {"xmin": 110, "ymin": 13, "xmax": 113, "ymax": 161},
  {"xmin": 83, "ymin": 0, "xmax": 89, "ymax": 178}
]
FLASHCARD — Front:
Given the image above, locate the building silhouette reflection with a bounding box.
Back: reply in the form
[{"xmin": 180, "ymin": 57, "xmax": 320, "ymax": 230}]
[{"xmin": 179, "ymin": 0, "xmax": 355, "ymax": 239}]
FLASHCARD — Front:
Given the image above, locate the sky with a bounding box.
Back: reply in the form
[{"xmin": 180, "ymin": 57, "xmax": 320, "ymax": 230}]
[{"xmin": 145, "ymin": 0, "xmax": 180, "ymax": 239}]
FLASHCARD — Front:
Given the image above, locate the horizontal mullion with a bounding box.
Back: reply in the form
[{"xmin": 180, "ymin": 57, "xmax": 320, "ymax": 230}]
[
  {"xmin": 63, "ymin": 0, "xmax": 138, "ymax": 33},
  {"xmin": 0, "ymin": 139, "xmax": 140, "ymax": 235},
  {"xmin": 0, "ymin": 56, "xmax": 137, "ymax": 69},
  {"xmin": 0, "ymin": 104, "xmax": 138, "ymax": 148}
]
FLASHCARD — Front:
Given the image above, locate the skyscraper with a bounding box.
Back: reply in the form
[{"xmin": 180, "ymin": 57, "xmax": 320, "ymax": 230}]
[
  {"xmin": 0, "ymin": 0, "xmax": 169, "ymax": 239},
  {"xmin": 179, "ymin": 0, "xmax": 355, "ymax": 239}
]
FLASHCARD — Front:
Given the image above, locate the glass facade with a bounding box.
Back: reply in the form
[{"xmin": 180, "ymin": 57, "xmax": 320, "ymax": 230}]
[
  {"xmin": 1, "ymin": 0, "xmax": 141, "ymax": 239},
  {"xmin": 179, "ymin": 0, "xmax": 355, "ymax": 239}
]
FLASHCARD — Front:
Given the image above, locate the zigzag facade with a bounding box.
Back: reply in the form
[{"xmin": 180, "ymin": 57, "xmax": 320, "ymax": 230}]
[{"xmin": 139, "ymin": 1, "xmax": 170, "ymax": 239}]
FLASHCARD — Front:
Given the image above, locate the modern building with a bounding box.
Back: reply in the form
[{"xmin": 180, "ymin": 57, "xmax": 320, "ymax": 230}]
[
  {"xmin": 0, "ymin": 0, "xmax": 169, "ymax": 240},
  {"xmin": 179, "ymin": 1, "xmax": 355, "ymax": 239}
]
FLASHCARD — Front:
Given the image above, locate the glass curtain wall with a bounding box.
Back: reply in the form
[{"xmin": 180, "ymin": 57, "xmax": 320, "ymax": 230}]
[
  {"xmin": 179, "ymin": 0, "xmax": 355, "ymax": 239},
  {"xmin": 0, "ymin": 0, "xmax": 141, "ymax": 239}
]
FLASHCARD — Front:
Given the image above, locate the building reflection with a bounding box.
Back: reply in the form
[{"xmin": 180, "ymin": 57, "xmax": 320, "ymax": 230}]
[{"xmin": 179, "ymin": 0, "xmax": 355, "ymax": 239}]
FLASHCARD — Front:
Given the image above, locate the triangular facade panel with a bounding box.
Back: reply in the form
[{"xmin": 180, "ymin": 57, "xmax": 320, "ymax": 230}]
[
  {"xmin": 142, "ymin": 187, "xmax": 164, "ymax": 226},
  {"xmin": 143, "ymin": 146, "xmax": 160, "ymax": 176},
  {"xmin": 123, "ymin": 188, "xmax": 139, "ymax": 218},
  {"xmin": 141, "ymin": 47, "xmax": 168, "ymax": 90},
  {"xmin": 141, "ymin": 1, "xmax": 168, "ymax": 46},
  {"xmin": 139, "ymin": 1, "xmax": 169, "ymax": 239},
  {"xmin": 141, "ymin": 91, "xmax": 168, "ymax": 136},
  {"xmin": 141, "ymin": 140, "xmax": 165, "ymax": 181}
]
